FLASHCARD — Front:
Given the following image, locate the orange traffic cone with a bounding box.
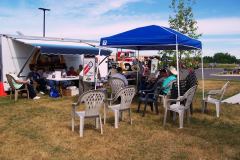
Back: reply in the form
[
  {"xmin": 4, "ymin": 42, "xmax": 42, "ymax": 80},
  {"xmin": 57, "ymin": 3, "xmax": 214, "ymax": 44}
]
[{"xmin": 0, "ymin": 82, "xmax": 7, "ymax": 96}]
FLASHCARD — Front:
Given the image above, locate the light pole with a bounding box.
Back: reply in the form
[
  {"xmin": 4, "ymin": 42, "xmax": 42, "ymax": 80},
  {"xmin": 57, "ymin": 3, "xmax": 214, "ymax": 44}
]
[{"xmin": 38, "ymin": 7, "xmax": 50, "ymax": 37}]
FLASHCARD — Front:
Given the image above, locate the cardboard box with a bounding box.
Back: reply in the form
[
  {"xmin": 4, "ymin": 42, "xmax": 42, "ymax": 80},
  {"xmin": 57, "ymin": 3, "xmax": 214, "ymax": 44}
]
[
  {"xmin": 71, "ymin": 88, "xmax": 79, "ymax": 96},
  {"xmin": 62, "ymin": 89, "xmax": 71, "ymax": 96},
  {"xmin": 62, "ymin": 88, "xmax": 79, "ymax": 96}
]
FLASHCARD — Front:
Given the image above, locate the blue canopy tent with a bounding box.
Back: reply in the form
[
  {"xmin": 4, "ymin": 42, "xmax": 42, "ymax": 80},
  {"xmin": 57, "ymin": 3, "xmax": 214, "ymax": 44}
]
[{"xmin": 100, "ymin": 25, "xmax": 203, "ymax": 97}]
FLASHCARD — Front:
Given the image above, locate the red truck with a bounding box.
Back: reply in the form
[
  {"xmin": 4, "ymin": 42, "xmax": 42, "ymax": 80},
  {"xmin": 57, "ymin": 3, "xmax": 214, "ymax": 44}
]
[{"xmin": 116, "ymin": 51, "xmax": 136, "ymax": 70}]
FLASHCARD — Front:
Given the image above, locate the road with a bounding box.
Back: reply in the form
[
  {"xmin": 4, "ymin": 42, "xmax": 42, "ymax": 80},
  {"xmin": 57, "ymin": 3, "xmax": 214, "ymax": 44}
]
[{"xmin": 195, "ymin": 68, "xmax": 240, "ymax": 81}]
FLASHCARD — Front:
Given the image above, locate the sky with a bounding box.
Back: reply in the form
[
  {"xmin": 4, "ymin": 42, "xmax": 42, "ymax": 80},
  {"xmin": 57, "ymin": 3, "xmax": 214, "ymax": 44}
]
[{"xmin": 0, "ymin": 0, "xmax": 240, "ymax": 58}]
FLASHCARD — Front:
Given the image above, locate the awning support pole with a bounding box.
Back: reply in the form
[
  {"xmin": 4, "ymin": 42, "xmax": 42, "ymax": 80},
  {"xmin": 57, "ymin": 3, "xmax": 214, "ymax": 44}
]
[
  {"xmin": 98, "ymin": 55, "xmax": 109, "ymax": 66},
  {"xmin": 17, "ymin": 47, "xmax": 38, "ymax": 77}
]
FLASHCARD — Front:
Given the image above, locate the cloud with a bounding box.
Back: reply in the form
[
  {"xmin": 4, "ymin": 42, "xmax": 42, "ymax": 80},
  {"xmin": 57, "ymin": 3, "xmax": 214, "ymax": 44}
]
[
  {"xmin": 198, "ymin": 17, "xmax": 240, "ymax": 35},
  {"xmin": 1, "ymin": 1, "xmax": 239, "ymax": 58},
  {"xmin": 41, "ymin": 0, "xmax": 142, "ymax": 17}
]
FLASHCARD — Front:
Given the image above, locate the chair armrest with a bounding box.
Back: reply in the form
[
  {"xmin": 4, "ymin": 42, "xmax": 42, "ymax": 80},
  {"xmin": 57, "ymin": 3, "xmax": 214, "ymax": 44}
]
[
  {"xmin": 72, "ymin": 102, "xmax": 78, "ymax": 106},
  {"xmin": 167, "ymin": 99, "xmax": 180, "ymax": 102},
  {"xmin": 159, "ymin": 94, "xmax": 166, "ymax": 98},
  {"xmin": 207, "ymin": 89, "xmax": 221, "ymax": 95},
  {"xmin": 138, "ymin": 89, "xmax": 154, "ymax": 94},
  {"xmin": 107, "ymin": 98, "xmax": 114, "ymax": 101},
  {"xmin": 146, "ymin": 93, "xmax": 154, "ymax": 98},
  {"xmin": 167, "ymin": 96, "xmax": 184, "ymax": 102}
]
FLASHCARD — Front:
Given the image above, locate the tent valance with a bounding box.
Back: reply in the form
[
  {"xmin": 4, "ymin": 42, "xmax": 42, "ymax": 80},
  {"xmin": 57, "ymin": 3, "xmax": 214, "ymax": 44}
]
[
  {"xmin": 15, "ymin": 39, "xmax": 112, "ymax": 56},
  {"xmin": 100, "ymin": 25, "xmax": 202, "ymax": 50},
  {"xmin": 32, "ymin": 43, "xmax": 111, "ymax": 56}
]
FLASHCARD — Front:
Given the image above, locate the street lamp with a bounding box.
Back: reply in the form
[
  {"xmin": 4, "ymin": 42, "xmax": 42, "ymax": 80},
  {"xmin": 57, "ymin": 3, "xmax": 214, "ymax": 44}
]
[{"xmin": 38, "ymin": 7, "xmax": 50, "ymax": 37}]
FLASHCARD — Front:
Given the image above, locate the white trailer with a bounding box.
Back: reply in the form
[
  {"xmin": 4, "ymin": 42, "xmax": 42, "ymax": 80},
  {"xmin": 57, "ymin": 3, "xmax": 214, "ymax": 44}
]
[{"xmin": 0, "ymin": 35, "xmax": 111, "ymax": 91}]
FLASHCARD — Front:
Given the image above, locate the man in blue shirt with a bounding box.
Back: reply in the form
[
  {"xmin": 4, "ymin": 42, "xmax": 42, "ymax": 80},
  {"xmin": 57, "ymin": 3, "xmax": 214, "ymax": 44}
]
[{"xmin": 162, "ymin": 66, "xmax": 177, "ymax": 94}]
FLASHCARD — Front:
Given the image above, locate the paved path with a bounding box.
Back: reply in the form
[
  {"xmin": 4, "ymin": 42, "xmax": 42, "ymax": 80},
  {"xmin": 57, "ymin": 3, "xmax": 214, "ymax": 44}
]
[{"xmin": 195, "ymin": 68, "xmax": 240, "ymax": 81}]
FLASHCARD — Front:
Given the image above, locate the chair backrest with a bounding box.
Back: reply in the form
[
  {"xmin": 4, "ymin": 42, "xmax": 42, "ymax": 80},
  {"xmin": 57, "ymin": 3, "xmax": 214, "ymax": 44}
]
[
  {"xmin": 182, "ymin": 85, "xmax": 197, "ymax": 109},
  {"xmin": 165, "ymin": 79, "xmax": 177, "ymax": 96},
  {"xmin": 186, "ymin": 70, "xmax": 198, "ymax": 89},
  {"xmin": 219, "ymin": 81, "xmax": 230, "ymax": 101},
  {"xmin": 77, "ymin": 90, "xmax": 106, "ymax": 116},
  {"xmin": 170, "ymin": 80, "xmax": 187, "ymax": 98},
  {"xmin": 6, "ymin": 74, "xmax": 16, "ymax": 90},
  {"xmin": 109, "ymin": 77, "xmax": 125, "ymax": 97},
  {"xmin": 113, "ymin": 86, "xmax": 136, "ymax": 110}
]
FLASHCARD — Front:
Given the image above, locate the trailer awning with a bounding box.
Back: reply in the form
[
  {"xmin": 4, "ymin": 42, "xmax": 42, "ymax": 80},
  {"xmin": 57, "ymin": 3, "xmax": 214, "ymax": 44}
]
[
  {"xmin": 32, "ymin": 43, "xmax": 111, "ymax": 56},
  {"xmin": 15, "ymin": 39, "xmax": 112, "ymax": 56}
]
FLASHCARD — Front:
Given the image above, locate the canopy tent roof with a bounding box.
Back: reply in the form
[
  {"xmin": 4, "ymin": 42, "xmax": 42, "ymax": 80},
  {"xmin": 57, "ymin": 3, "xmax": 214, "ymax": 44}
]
[{"xmin": 100, "ymin": 25, "xmax": 202, "ymax": 50}]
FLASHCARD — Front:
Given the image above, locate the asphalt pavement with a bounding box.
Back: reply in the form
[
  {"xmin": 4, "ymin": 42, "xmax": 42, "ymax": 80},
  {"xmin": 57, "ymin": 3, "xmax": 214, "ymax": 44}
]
[{"xmin": 195, "ymin": 68, "xmax": 240, "ymax": 81}]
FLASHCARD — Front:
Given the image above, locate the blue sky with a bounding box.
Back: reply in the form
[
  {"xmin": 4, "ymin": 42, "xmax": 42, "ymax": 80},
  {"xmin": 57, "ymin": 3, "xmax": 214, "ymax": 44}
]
[{"xmin": 0, "ymin": 0, "xmax": 240, "ymax": 57}]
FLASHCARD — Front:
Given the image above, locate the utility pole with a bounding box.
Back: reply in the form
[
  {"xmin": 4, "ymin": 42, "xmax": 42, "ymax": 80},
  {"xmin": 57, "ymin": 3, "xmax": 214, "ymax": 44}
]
[{"xmin": 38, "ymin": 7, "xmax": 50, "ymax": 37}]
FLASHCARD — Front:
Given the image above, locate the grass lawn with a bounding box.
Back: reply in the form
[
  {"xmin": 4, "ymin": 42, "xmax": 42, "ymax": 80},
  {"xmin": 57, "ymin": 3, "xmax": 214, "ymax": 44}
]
[{"xmin": 0, "ymin": 80, "xmax": 240, "ymax": 160}]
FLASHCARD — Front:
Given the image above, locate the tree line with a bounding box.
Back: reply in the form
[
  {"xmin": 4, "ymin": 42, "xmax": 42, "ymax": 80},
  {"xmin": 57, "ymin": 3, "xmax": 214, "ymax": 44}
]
[{"xmin": 204, "ymin": 53, "xmax": 240, "ymax": 64}]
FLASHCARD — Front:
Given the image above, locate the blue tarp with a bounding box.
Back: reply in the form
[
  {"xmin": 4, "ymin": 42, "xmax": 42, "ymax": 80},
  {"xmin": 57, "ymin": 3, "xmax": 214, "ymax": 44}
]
[
  {"xmin": 31, "ymin": 43, "xmax": 112, "ymax": 56},
  {"xmin": 100, "ymin": 25, "xmax": 202, "ymax": 50}
]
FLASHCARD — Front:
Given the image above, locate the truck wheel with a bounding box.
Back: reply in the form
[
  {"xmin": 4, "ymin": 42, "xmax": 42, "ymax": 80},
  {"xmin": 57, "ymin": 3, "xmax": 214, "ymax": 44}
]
[{"xmin": 125, "ymin": 63, "xmax": 132, "ymax": 71}]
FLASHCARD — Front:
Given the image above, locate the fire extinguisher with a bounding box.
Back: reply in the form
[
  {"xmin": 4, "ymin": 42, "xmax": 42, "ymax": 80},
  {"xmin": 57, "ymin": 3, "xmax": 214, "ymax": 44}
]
[{"xmin": 84, "ymin": 61, "xmax": 94, "ymax": 75}]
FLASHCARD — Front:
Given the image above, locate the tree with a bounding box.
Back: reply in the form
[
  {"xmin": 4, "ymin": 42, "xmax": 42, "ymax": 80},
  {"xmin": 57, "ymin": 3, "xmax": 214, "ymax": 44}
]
[
  {"xmin": 213, "ymin": 52, "xmax": 238, "ymax": 64},
  {"xmin": 203, "ymin": 52, "xmax": 239, "ymax": 64},
  {"xmin": 168, "ymin": 0, "xmax": 202, "ymax": 61},
  {"xmin": 203, "ymin": 56, "xmax": 214, "ymax": 63}
]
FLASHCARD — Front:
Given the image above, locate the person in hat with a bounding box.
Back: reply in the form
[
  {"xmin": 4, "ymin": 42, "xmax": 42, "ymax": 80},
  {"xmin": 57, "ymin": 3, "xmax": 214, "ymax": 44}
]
[
  {"xmin": 161, "ymin": 66, "xmax": 177, "ymax": 95},
  {"xmin": 111, "ymin": 67, "xmax": 128, "ymax": 86}
]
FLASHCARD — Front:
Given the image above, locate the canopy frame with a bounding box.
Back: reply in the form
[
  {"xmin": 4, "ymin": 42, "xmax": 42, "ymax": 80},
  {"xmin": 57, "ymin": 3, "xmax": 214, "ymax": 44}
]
[{"xmin": 100, "ymin": 25, "xmax": 203, "ymax": 98}]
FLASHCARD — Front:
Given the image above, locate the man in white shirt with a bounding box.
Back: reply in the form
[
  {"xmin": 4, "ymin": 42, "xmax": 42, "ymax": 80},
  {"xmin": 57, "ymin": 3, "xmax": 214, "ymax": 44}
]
[{"xmin": 111, "ymin": 67, "xmax": 128, "ymax": 86}]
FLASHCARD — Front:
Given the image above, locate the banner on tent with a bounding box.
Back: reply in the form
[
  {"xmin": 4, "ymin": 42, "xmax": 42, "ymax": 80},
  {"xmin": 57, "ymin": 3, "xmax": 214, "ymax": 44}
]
[
  {"xmin": 151, "ymin": 58, "xmax": 158, "ymax": 74},
  {"xmin": 83, "ymin": 58, "xmax": 95, "ymax": 82}
]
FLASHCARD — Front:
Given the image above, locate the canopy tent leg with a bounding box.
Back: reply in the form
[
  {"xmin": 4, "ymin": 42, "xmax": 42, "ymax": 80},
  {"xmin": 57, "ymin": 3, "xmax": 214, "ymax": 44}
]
[
  {"xmin": 136, "ymin": 50, "xmax": 140, "ymax": 89},
  {"xmin": 201, "ymin": 50, "xmax": 205, "ymax": 100},
  {"xmin": 175, "ymin": 36, "xmax": 180, "ymax": 97}
]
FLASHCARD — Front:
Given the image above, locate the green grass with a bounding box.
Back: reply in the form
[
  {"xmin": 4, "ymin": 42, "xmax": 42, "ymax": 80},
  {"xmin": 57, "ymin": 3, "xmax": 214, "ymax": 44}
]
[
  {"xmin": 0, "ymin": 80, "xmax": 240, "ymax": 160},
  {"xmin": 204, "ymin": 63, "xmax": 238, "ymax": 69}
]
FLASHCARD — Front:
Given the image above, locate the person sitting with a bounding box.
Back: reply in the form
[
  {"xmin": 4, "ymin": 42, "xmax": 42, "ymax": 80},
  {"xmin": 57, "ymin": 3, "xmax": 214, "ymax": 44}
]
[
  {"xmin": 161, "ymin": 66, "xmax": 177, "ymax": 95},
  {"xmin": 144, "ymin": 69, "xmax": 168, "ymax": 91},
  {"xmin": 9, "ymin": 73, "xmax": 40, "ymax": 100},
  {"xmin": 111, "ymin": 67, "xmax": 128, "ymax": 86},
  {"xmin": 27, "ymin": 66, "xmax": 47, "ymax": 94},
  {"xmin": 67, "ymin": 66, "xmax": 78, "ymax": 76},
  {"xmin": 77, "ymin": 65, "xmax": 83, "ymax": 75}
]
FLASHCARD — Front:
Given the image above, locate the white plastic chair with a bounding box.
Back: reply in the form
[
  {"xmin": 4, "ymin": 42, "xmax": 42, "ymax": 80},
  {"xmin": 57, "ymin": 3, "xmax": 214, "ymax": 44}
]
[
  {"xmin": 6, "ymin": 74, "xmax": 29, "ymax": 101},
  {"xmin": 163, "ymin": 85, "xmax": 197, "ymax": 129},
  {"xmin": 109, "ymin": 77, "xmax": 125, "ymax": 99},
  {"xmin": 107, "ymin": 86, "xmax": 136, "ymax": 128},
  {"xmin": 72, "ymin": 90, "xmax": 106, "ymax": 137},
  {"xmin": 202, "ymin": 81, "xmax": 230, "ymax": 117}
]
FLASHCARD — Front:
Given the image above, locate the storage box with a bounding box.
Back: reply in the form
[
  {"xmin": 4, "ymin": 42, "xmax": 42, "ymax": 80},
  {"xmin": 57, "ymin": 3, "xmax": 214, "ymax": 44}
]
[
  {"xmin": 69, "ymin": 88, "xmax": 79, "ymax": 96},
  {"xmin": 62, "ymin": 88, "xmax": 79, "ymax": 96},
  {"xmin": 62, "ymin": 89, "xmax": 71, "ymax": 96}
]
